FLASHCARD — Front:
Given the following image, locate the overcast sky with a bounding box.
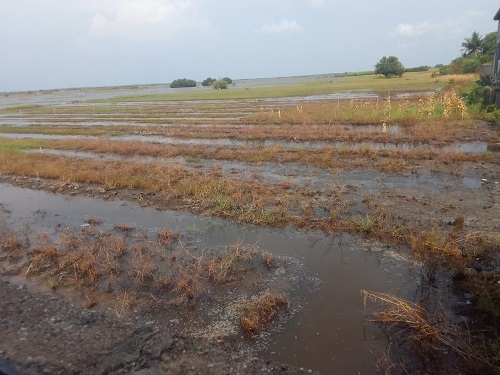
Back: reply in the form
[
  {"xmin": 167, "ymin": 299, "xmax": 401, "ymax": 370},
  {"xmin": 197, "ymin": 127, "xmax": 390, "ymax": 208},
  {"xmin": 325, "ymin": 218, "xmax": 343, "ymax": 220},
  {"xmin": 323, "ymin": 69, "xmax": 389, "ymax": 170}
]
[{"xmin": 1, "ymin": 0, "xmax": 498, "ymax": 92}]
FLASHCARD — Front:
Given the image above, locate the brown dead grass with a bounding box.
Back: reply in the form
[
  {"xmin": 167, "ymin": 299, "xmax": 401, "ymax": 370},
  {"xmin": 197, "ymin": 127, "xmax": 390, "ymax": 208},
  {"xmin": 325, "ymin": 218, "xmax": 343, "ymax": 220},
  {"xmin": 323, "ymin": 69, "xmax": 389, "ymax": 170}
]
[{"xmin": 240, "ymin": 293, "xmax": 290, "ymax": 338}]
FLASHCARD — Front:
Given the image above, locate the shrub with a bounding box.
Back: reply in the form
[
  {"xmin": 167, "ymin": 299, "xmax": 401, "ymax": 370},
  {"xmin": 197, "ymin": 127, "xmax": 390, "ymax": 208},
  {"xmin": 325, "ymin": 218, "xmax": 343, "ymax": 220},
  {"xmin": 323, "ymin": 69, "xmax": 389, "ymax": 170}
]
[
  {"xmin": 170, "ymin": 78, "xmax": 197, "ymax": 88},
  {"xmin": 212, "ymin": 80, "xmax": 228, "ymax": 90},
  {"xmin": 464, "ymin": 85, "xmax": 489, "ymax": 106}
]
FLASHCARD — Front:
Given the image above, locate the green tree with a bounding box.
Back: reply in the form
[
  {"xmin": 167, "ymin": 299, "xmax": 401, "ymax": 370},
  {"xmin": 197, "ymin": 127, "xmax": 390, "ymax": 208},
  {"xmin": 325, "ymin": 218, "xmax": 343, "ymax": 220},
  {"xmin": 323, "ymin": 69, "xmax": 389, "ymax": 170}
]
[
  {"xmin": 170, "ymin": 78, "xmax": 197, "ymax": 88},
  {"xmin": 461, "ymin": 31, "xmax": 483, "ymax": 57},
  {"xmin": 480, "ymin": 32, "xmax": 497, "ymax": 59},
  {"xmin": 374, "ymin": 56, "xmax": 405, "ymax": 78},
  {"xmin": 221, "ymin": 77, "xmax": 233, "ymax": 84},
  {"xmin": 202, "ymin": 77, "xmax": 216, "ymax": 86}
]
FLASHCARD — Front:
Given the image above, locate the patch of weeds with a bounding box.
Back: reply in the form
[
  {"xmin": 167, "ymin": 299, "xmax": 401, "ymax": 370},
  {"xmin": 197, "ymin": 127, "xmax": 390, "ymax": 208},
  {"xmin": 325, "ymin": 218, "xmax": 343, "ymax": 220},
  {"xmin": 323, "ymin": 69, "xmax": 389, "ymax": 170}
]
[
  {"xmin": 358, "ymin": 215, "xmax": 375, "ymax": 234},
  {"xmin": 185, "ymin": 156, "xmax": 201, "ymax": 163},
  {"xmin": 214, "ymin": 195, "xmax": 233, "ymax": 211}
]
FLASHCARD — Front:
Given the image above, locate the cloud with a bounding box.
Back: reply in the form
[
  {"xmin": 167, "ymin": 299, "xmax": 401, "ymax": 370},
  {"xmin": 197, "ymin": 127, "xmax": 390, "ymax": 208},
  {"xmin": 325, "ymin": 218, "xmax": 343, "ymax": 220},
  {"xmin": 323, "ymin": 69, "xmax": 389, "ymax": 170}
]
[
  {"xmin": 393, "ymin": 12, "xmax": 483, "ymax": 40},
  {"xmin": 394, "ymin": 22, "xmax": 431, "ymax": 37},
  {"xmin": 309, "ymin": 0, "xmax": 327, "ymax": 9},
  {"xmin": 88, "ymin": 0, "xmax": 209, "ymax": 41},
  {"xmin": 259, "ymin": 19, "xmax": 302, "ymax": 36}
]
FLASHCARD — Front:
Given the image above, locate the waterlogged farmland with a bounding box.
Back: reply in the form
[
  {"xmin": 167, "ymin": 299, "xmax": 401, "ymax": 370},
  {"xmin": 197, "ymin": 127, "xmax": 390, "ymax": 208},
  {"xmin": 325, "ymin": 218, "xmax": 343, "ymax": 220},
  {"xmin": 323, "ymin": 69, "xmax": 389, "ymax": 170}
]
[{"xmin": 0, "ymin": 73, "xmax": 499, "ymax": 374}]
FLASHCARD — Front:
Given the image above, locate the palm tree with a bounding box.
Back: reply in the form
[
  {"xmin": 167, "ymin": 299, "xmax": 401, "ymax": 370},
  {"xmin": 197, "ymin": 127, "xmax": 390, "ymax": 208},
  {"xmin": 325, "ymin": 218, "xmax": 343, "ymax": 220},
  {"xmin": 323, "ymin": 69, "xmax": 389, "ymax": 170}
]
[{"xmin": 461, "ymin": 31, "xmax": 483, "ymax": 57}]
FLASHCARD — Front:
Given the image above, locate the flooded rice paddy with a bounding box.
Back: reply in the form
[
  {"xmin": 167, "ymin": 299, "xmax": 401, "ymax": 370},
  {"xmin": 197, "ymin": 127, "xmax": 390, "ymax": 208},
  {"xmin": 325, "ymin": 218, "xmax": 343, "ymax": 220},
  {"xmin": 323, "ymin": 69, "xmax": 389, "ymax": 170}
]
[{"xmin": 1, "ymin": 80, "xmax": 499, "ymax": 374}]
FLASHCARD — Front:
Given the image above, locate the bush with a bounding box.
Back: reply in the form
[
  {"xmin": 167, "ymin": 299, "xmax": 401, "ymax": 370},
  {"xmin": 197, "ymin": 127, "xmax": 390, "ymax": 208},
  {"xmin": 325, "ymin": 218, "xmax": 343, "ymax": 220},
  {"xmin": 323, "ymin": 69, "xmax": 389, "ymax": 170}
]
[
  {"xmin": 464, "ymin": 85, "xmax": 489, "ymax": 106},
  {"xmin": 212, "ymin": 80, "xmax": 228, "ymax": 90},
  {"xmin": 170, "ymin": 78, "xmax": 197, "ymax": 88},
  {"xmin": 221, "ymin": 77, "xmax": 233, "ymax": 84},
  {"xmin": 439, "ymin": 57, "xmax": 481, "ymax": 75}
]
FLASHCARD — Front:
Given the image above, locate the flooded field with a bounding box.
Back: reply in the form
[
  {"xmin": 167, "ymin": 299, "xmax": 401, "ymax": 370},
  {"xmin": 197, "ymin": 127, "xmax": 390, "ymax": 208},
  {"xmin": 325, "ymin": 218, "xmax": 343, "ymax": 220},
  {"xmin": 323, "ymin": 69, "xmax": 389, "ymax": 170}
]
[{"xmin": 0, "ymin": 79, "xmax": 499, "ymax": 374}]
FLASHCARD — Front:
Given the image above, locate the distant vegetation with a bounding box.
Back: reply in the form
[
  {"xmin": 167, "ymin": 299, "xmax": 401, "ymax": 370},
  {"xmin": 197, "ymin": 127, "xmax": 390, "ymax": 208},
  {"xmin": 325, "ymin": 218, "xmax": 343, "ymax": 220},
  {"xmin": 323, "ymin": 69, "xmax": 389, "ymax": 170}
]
[
  {"xmin": 202, "ymin": 76, "xmax": 233, "ymax": 89},
  {"xmin": 439, "ymin": 31, "xmax": 496, "ymax": 75},
  {"xmin": 405, "ymin": 65, "xmax": 431, "ymax": 73},
  {"xmin": 334, "ymin": 71, "xmax": 373, "ymax": 77},
  {"xmin": 170, "ymin": 78, "xmax": 197, "ymax": 88}
]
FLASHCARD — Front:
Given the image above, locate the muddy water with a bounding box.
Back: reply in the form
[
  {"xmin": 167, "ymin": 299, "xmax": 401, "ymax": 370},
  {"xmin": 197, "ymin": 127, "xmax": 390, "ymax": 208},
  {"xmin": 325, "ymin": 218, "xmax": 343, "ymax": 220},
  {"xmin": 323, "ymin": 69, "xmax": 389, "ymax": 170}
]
[{"xmin": 0, "ymin": 183, "xmax": 413, "ymax": 374}]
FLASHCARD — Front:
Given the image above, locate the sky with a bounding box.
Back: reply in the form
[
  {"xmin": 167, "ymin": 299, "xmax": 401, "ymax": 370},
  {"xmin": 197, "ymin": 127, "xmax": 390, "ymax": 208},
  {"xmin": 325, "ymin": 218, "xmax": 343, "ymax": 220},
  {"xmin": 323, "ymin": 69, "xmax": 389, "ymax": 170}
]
[{"xmin": 1, "ymin": 0, "xmax": 499, "ymax": 92}]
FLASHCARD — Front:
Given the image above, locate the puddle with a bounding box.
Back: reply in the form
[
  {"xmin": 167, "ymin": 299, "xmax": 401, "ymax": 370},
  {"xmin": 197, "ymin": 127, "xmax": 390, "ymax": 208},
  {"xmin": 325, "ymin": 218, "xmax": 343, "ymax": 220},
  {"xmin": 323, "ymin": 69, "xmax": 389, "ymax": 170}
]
[{"xmin": 0, "ymin": 183, "xmax": 414, "ymax": 374}]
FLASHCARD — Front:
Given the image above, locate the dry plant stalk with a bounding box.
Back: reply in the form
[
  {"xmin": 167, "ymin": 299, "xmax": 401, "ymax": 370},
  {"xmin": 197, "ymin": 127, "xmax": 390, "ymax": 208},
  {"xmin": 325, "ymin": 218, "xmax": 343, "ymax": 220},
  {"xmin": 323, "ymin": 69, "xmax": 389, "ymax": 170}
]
[{"xmin": 362, "ymin": 290, "xmax": 467, "ymax": 357}]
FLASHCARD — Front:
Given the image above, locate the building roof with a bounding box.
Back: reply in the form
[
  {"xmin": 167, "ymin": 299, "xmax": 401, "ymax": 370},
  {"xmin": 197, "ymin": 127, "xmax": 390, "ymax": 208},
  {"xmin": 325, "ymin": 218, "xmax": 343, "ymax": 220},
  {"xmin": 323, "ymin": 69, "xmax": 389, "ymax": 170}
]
[{"xmin": 495, "ymin": 8, "xmax": 500, "ymax": 21}]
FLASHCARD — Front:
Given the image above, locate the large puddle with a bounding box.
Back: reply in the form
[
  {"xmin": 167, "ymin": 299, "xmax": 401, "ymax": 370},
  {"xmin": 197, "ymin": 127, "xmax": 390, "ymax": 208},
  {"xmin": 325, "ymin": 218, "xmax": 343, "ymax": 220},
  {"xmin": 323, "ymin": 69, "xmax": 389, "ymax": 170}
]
[
  {"xmin": 0, "ymin": 183, "xmax": 414, "ymax": 374},
  {"xmin": 1, "ymin": 132, "xmax": 494, "ymax": 153}
]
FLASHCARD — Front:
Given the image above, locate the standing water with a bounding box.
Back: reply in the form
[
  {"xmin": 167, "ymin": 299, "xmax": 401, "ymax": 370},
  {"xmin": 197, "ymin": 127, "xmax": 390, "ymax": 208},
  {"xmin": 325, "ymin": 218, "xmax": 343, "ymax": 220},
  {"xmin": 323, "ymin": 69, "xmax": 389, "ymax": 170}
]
[{"xmin": 0, "ymin": 183, "xmax": 414, "ymax": 374}]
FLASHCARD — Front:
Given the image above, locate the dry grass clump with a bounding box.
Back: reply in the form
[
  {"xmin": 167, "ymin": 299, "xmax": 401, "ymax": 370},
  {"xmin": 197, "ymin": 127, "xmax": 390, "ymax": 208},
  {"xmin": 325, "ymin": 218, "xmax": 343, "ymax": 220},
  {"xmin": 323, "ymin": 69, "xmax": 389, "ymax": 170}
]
[
  {"xmin": 361, "ymin": 290, "xmax": 475, "ymax": 374},
  {"xmin": 205, "ymin": 241, "xmax": 258, "ymax": 285},
  {"xmin": 261, "ymin": 251, "xmax": 274, "ymax": 268},
  {"xmin": 1, "ymin": 236, "xmax": 23, "ymax": 254},
  {"xmin": 362, "ymin": 291, "xmax": 461, "ymax": 351},
  {"xmin": 169, "ymin": 260, "xmax": 205, "ymax": 305},
  {"xmin": 240, "ymin": 293, "xmax": 290, "ymax": 338},
  {"xmin": 158, "ymin": 229, "xmax": 179, "ymax": 245},
  {"xmin": 113, "ymin": 223, "xmax": 135, "ymax": 233},
  {"xmin": 362, "ymin": 289, "xmax": 500, "ymax": 374}
]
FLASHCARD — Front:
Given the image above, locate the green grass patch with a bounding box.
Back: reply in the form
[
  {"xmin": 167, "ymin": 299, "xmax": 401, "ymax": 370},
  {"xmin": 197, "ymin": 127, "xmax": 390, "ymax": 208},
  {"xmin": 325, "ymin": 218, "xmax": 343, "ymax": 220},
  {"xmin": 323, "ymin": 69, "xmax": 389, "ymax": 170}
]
[
  {"xmin": 0, "ymin": 138, "xmax": 54, "ymax": 153},
  {"xmin": 0, "ymin": 126, "xmax": 112, "ymax": 136}
]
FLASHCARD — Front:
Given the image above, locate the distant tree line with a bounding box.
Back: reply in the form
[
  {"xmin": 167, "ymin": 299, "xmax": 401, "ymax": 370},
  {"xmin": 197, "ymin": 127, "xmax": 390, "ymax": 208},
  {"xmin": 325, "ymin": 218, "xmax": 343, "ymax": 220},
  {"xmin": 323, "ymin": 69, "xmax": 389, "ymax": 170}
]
[
  {"xmin": 404, "ymin": 65, "xmax": 431, "ymax": 73},
  {"xmin": 202, "ymin": 77, "xmax": 233, "ymax": 89},
  {"xmin": 169, "ymin": 76, "xmax": 234, "ymax": 89}
]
